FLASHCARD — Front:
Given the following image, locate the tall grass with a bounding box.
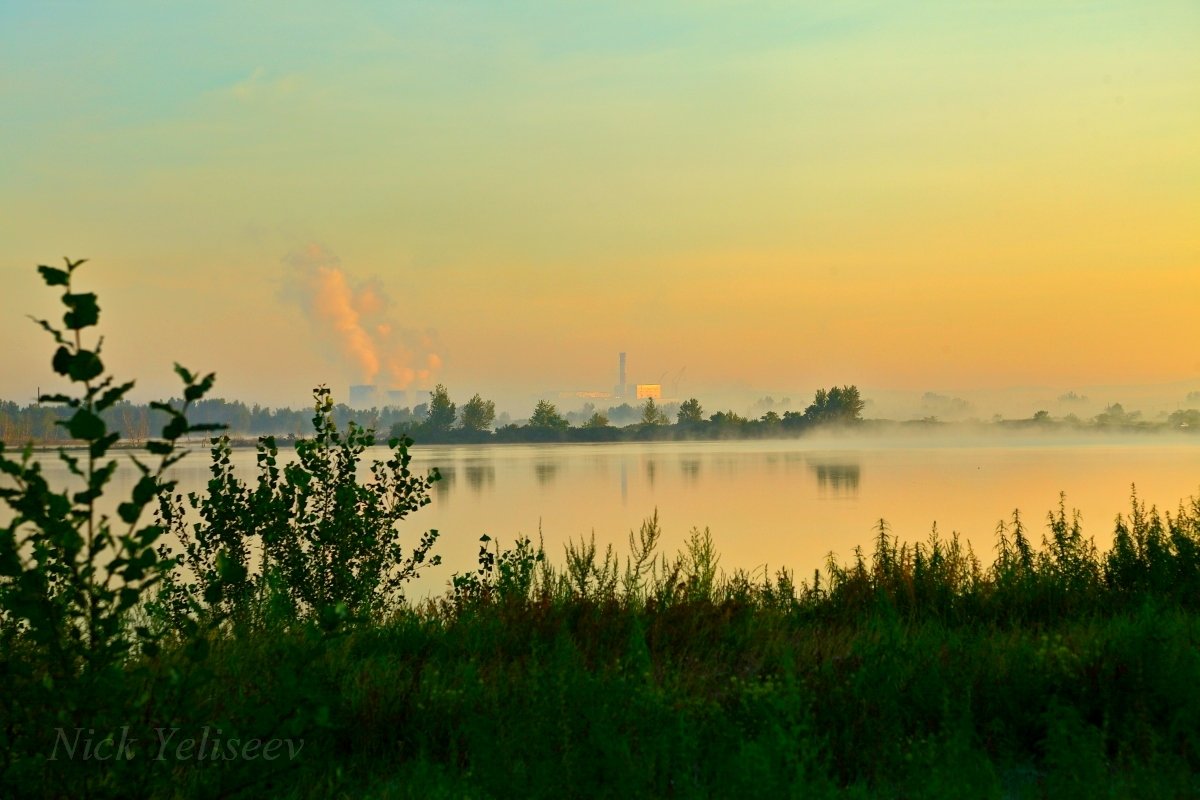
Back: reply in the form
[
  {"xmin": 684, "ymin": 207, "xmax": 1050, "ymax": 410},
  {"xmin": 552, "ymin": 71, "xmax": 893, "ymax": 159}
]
[
  {"xmin": 7, "ymin": 483, "xmax": 1200, "ymax": 797},
  {"xmin": 164, "ymin": 492, "xmax": 1200, "ymax": 799}
]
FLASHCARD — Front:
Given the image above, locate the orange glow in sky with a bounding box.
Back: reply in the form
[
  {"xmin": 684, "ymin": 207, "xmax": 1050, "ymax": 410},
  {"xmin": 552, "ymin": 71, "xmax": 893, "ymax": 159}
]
[{"xmin": 1, "ymin": 3, "xmax": 1197, "ymax": 412}]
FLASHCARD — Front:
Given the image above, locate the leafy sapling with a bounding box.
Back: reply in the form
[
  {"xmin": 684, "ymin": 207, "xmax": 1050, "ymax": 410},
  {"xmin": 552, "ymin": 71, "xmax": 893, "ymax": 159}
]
[{"xmin": 0, "ymin": 257, "xmax": 222, "ymax": 671}]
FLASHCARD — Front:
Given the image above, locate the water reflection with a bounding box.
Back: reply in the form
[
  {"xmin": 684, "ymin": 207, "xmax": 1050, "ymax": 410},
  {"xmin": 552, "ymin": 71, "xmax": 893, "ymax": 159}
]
[
  {"xmin": 645, "ymin": 458, "xmax": 657, "ymax": 487},
  {"xmin": 679, "ymin": 458, "xmax": 701, "ymax": 483},
  {"xmin": 534, "ymin": 461, "xmax": 558, "ymax": 486},
  {"xmin": 782, "ymin": 452, "xmax": 806, "ymax": 470},
  {"xmin": 464, "ymin": 464, "xmax": 494, "ymax": 493},
  {"xmin": 809, "ymin": 461, "xmax": 861, "ymax": 497},
  {"xmin": 434, "ymin": 465, "xmax": 454, "ymax": 500}
]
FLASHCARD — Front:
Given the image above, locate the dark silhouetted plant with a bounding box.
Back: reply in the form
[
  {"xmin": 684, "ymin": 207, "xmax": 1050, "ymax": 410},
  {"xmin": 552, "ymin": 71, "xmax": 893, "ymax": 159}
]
[
  {"xmin": 0, "ymin": 258, "xmax": 220, "ymax": 661},
  {"xmin": 158, "ymin": 386, "xmax": 442, "ymax": 626},
  {"xmin": 0, "ymin": 258, "xmax": 220, "ymax": 793}
]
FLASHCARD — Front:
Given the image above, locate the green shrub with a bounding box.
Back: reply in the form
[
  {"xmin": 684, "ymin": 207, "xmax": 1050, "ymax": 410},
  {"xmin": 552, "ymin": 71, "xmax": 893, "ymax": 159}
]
[{"xmin": 156, "ymin": 387, "xmax": 441, "ymax": 628}]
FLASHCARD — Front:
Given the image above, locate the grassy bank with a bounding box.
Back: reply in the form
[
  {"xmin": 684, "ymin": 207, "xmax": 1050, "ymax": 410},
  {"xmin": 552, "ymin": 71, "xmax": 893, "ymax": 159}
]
[{"xmin": 6, "ymin": 495, "xmax": 1200, "ymax": 798}]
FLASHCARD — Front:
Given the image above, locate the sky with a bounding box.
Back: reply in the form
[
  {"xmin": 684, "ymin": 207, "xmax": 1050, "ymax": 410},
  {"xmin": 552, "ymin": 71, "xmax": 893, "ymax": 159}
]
[{"xmin": 2, "ymin": 2, "xmax": 1198, "ymax": 415}]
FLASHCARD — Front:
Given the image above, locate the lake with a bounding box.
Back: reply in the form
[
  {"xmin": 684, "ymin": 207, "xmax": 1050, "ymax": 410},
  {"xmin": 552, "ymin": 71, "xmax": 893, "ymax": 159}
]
[{"xmin": 21, "ymin": 433, "xmax": 1200, "ymax": 598}]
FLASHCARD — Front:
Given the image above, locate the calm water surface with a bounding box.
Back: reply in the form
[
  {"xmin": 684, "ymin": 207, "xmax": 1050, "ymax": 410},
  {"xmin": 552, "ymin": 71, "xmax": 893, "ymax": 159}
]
[{"xmin": 25, "ymin": 435, "xmax": 1200, "ymax": 597}]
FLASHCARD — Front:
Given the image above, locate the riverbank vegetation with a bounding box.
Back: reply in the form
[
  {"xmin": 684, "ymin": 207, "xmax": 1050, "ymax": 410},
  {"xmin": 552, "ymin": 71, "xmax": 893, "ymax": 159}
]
[
  {"xmin": 4, "ymin": 261, "xmax": 1200, "ymax": 798},
  {"xmin": 3, "ymin": 387, "xmax": 1195, "ymax": 448}
]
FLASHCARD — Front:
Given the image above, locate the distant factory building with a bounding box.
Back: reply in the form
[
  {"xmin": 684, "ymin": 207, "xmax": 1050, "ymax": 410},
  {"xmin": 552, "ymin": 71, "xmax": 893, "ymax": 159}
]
[
  {"xmin": 612, "ymin": 352, "xmax": 627, "ymax": 398},
  {"xmin": 558, "ymin": 390, "xmax": 613, "ymax": 400},
  {"xmin": 349, "ymin": 384, "xmax": 380, "ymax": 409},
  {"xmin": 636, "ymin": 384, "xmax": 662, "ymax": 400},
  {"xmin": 385, "ymin": 390, "xmax": 409, "ymax": 408}
]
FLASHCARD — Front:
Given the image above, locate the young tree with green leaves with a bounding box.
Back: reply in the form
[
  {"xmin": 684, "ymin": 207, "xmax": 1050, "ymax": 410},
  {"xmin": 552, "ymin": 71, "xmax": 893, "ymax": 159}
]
[
  {"xmin": 677, "ymin": 398, "xmax": 704, "ymax": 425},
  {"xmin": 803, "ymin": 385, "xmax": 865, "ymax": 425},
  {"xmin": 425, "ymin": 384, "xmax": 456, "ymax": 432},
  {"xmin": 460, "ymin": 393, "xmax": 496, "ymax": 432},
  {"xmin": 640, "ymin": 397, "xmax": 668, "ymax": 426},
  {"xmin": 528, "ymin": 399, "xmax": 568, "ymax": 430},
  {"xmin": 0, "ymin": 259, "xmax": 222, "ymax": 790},
  {"xmin": 582, "ymin": 411, "xmax": 610, "ymax": 429}
]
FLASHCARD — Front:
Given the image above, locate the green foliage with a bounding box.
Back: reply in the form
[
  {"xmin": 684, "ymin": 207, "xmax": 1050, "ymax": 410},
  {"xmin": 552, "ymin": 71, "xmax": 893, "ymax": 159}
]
[
  {"xmin": 0, "ymin": 394, "xmax": 428, "ymax": 444},
  {"xmin": 449, "ymin": 533, "xmax": 546, "ymax": 609},
  {"xmin": 1095, "ymin": 402, "xmax": 1139, "ymax": 427},
  {"xmin": 222, "ymin": 497, "xmax": 1200, "ymax": 798},
  {"xmin": 528, "ymin": 399, "xmax": 568, "ymax": 430},
  {"xmin": 677, "ymin": 397, "xmax": 704, "ymax": 425},
  {"xmin": 582, "ymin": 411, "xmax": 610, "ymax": 429},
  {"xmin": 709, "ymin": 409, "xmax": 747, "ymax": 427},
  {"xmin": 9, "ymin": 380, "xmax": 1200, "ymax": 448},
  {"xmin": 639, "ymin": 397, "xmax": 668, "ymax": 426},
  {"xmin": 801, "ymin": 385, "xmax": 865, "ymax": 425},
  {"xmin": 460, "ymin": 393, "xmax": 496, "ymax": 432},
  {"xmin": 425, "ymin": 384, "xmax": 457, "ymax": 432},
  {"xmin": 0, "ymin": 259, "xmax": 218, "ymax": 654},
  {"xmin": 157, "ymin": 386, "xmax": 442, "ymax": 624},
  {"xmin": 1, "ymin": 258, "xmax": 221, "ymax": 795}
]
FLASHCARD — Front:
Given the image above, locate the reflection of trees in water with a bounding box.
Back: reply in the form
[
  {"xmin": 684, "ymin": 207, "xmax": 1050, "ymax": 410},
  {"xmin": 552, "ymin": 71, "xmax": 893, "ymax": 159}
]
[
  {"xmin": 534, "ymin": 461, "xmax": 558, "ymax": 486},
  {"xmin": 464, "ymin": 464, "xmax": 494, "ymax": 492},
  {"xmin": 434, "ymin": 466, "xmax": 454, "ymax": 499},
  {"xmin": 645, "ymin": 458, "xmax": 657, "ymax": 487},
  {"xmin": 679, "ymin": 458, "xmax": 701, "ymax": 482},
  {"xmin": 809, "ymin": 461, "xmax": 860, "ymax": 496},
  {"xmin": 713, "ymin": 456, "xmax": 739, "ymax": 475}
]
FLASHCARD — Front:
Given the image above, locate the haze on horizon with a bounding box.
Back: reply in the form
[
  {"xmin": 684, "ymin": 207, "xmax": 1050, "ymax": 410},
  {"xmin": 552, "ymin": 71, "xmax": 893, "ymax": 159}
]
[{"xmin": 2, "ymin": 3, "xmax": 1198, "ymax": 415}]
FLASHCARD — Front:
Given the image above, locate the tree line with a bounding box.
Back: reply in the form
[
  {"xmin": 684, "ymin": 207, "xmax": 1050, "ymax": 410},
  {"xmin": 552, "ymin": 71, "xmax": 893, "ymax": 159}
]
[
  {"xmin": 392, "ymin": 384, "xmax": 867, "ymax": 443},
  {"xmin": 3, "ymin": 386, "xmax": 1196, "ymax": 446},
  {"xmin": 0, "ymin": 397, "xmax": 425, "ymax": 445}
]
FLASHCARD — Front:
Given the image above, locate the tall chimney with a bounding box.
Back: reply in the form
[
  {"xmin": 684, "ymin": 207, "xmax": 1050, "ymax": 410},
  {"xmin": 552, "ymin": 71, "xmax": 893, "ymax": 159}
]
[{"xmin": 619, "ymin": 352, "xmax": 626, "ymax": 398}]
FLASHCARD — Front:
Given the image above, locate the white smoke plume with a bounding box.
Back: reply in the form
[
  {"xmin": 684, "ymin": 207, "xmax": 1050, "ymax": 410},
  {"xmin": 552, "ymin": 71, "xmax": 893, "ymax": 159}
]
[{"xmin": 283, "ymin": 243, "xmax": 442, "ymax": 389}]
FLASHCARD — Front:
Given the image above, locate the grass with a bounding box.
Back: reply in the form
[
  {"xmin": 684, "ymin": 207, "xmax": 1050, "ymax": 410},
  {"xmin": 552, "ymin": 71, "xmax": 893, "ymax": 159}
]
[{"xmin": 7, "ymin": 492, "xmax": 1200, "ymax": 798}]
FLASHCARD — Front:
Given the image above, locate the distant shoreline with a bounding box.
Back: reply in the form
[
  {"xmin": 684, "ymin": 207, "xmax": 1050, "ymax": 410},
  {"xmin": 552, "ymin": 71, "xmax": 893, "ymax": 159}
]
[{"xmin": 10, "ymin": 418, "xmax": 1195, "ymax": 453}]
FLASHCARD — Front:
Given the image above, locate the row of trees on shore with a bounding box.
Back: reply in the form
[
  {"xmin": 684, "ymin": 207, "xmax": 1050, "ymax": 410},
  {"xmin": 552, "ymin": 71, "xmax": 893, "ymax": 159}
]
[
  {"xmin": 393, "ymin": 384, "xmax": 867, "ymax": 443},
  {"xmin": 0, "ymin": 386, "xmax": 867, "ymax": 445},
  {"xmin": 3, "ymin": 388, "xmax": 1197, "ymax": 446}
]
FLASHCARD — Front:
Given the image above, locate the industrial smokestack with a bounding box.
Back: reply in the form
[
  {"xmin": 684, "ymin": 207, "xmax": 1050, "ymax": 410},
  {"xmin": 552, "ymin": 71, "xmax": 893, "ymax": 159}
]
[{"xmin": 619, "ymin": 352, "xmax": 627, "ymax": 398}]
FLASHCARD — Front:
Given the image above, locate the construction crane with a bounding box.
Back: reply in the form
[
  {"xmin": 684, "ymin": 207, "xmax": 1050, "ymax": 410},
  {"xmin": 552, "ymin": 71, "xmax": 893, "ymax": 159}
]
[{"xmin": 669, "ymin": 367, "xmax": 687, "ymax": 398}]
